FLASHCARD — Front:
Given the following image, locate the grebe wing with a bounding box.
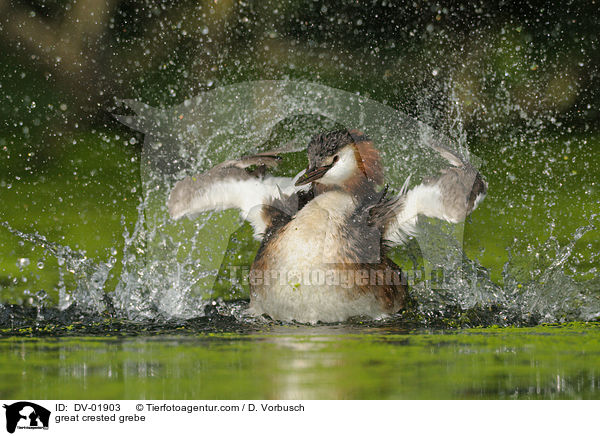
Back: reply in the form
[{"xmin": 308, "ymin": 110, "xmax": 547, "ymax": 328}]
[
  {"xmin": 168, "ymin": 151, "xmax": 306, "ymax": 239},
  {"xmin": 371, "ymin": 144, "xmax": 487, "ymax": 246}
]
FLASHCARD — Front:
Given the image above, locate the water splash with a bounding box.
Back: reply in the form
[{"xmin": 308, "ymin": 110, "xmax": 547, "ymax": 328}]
[
  {"xmin": 502, "ymin": 220, "xmax": 600, "ymax": 323},
  {"xmin": 1, "ymin": 80, "xmax": 598, "ymax": 330},
  {"xmin": 1, "ymin": 215, "xmax": 598, "ymax": 329},
  {"xmin": 1, "ymin": 221, "xmax": 110, "ymax": 314}
]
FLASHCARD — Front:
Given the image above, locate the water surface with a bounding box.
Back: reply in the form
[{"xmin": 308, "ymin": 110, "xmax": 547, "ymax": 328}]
[{"xmin": 2, "ymin": 323, "xmax": 599, "ymax": 400}]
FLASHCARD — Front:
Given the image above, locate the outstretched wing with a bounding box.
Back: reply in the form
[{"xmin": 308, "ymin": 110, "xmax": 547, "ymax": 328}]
[
  {"xmin": 371, "ymin": 144, "xmax": 487, "ymax": 246},
  {"xmin": 168, "ymin": 151, "xmax": 305, "ymax": 239}
]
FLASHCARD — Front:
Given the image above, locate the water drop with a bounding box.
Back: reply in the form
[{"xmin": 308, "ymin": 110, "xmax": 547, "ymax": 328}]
[{"xmin": 17, "ymin": 258, "xmax": 30, "ymax": 269}]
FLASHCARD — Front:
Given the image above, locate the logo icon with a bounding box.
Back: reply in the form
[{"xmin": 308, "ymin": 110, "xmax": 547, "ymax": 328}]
[{"xmin": 3, "ymin": 402, "xmax": 50, "ymax": 434}]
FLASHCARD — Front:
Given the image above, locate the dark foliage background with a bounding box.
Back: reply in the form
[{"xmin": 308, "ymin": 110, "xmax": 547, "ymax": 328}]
[{"xmin": 2, "ymin": 0, "xmax": 598, "ymax": 141}]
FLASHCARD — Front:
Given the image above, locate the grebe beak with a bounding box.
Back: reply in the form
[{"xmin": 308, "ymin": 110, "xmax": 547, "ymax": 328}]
[{"xmin": 294, "ymin": 164, "xmax": 332, "ymax": 186}]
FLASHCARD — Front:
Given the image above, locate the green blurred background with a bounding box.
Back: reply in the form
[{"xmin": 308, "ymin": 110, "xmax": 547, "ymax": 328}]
[{"xmin": 1, "ymin": 0, "xmax": 599, "ymax": 307}]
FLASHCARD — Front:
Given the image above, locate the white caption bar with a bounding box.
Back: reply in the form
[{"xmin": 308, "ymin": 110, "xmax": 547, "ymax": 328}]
[{"xmin": 0, "ymin": 400, "xmax": 597, "ymax": 435}]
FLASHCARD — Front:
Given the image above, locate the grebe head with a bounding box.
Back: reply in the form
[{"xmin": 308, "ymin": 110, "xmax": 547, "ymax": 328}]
[{"xmin": 295, "ymin": 129, "xmax": 384, "ymax": 189}]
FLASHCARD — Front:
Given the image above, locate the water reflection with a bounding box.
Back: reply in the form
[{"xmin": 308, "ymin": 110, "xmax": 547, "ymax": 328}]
[{"xmin": 1, "ymin": 327, "xmax": 599, "ymax": 399}]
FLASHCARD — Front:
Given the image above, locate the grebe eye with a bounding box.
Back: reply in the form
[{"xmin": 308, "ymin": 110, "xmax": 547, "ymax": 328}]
[{"xmin": 332, "ymin": 155, "xmax": 339, "ymax": 163}]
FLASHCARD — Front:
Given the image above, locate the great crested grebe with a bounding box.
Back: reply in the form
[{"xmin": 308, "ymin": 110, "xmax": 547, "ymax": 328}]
[{"xmin": 168, "ymin": 129, "xmax": 487, "ymax": 323}]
